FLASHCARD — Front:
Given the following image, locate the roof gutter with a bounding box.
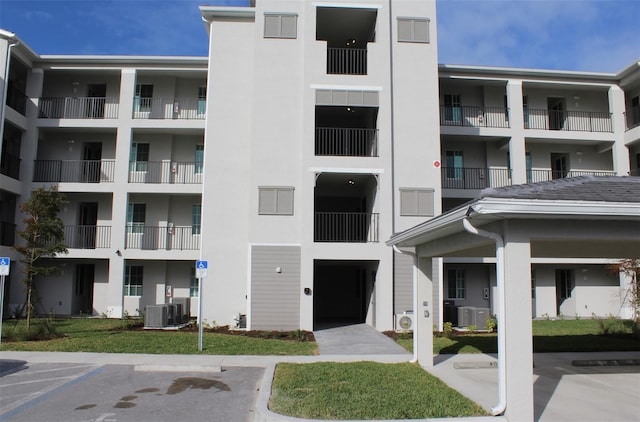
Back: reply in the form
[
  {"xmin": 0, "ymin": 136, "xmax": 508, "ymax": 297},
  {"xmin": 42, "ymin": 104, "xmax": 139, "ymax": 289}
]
[{"xmin": 463, "ymin": 211, "xmax": 506, "ymax": 417}]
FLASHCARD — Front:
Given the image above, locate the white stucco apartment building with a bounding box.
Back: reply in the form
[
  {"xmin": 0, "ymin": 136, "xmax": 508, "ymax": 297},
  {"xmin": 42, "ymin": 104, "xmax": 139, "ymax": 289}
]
[{"xmin": 1, "ymin": 0, "xmax": 638, "ymax": 332}]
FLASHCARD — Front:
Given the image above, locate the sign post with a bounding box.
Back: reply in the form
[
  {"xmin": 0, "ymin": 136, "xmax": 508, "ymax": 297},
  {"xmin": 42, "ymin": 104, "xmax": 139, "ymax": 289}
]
[
  {"xmin": 195, "ymin": 260, "xmax": 208, "ymax": 351},
  {"xmin": 0, "ymin": 257, "xmax": 10, "ymax": 345}
]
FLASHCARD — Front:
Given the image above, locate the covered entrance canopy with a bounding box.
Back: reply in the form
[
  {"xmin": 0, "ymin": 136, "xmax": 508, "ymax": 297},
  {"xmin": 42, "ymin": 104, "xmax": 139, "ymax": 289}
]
[{"xmin": 388, "ymin": 176, "xmax": 640, "ymax": 421}]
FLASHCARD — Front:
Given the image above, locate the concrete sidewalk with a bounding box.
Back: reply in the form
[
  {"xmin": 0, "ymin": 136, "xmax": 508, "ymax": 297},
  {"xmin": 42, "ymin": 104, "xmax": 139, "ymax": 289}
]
[{"xmin": 2, "ymin": 350, "xmax": 639, "ymax": 422}]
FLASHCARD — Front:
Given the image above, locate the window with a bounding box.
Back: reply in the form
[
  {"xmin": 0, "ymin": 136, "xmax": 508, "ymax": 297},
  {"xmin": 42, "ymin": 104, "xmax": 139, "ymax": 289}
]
[
  {"xmin": 126, "ymin": 203, "xmax": 146, "ymax": 234},
  {"xmin": 447, "ymin": 268, "xmax": 465, "ymax": 299},
  {"xmin": 526, "ymin": 152, "xmax": 532, "ymax": 182},
  {"xmin": 190, "ymin": 267, "xmax": 199, "ymax": 297},
  {"xmin": 556, "ymin": 269, "xmax": 574, "ymax": 300},
  {"xmin": 400, "ymin": 188, "xmax": 434, "ymax": 216},
  {"xmin": 198, "ymin": 86, "xmax": 206, "ymax": 115},
  {"xmin": 124, "ymin": 265, "xmax": 143, "ymax": 296},
  {"xmin": 130, "ymin": 143, "xmax": 149, "ymax": 172},
  {"xmin": 397, "ymin": 18, "xmax": 430, "ymax": 43},
  {"xmin": 192, "ymin": 204, "xmax": 202, "ymax": 235},
  {"xmin": 264, "ymin": 14, "xmax": 297, "ymax": 39},
  {"xmin": 134, "ymin": 84, "xmax": 153, "ymax": 113},
  {"xmin": 443, "ymin": 94, "xmax": 461, "ymax": 123},
  {"xmin": 195, "ymin": 145, "xmax": 204, "ymax": 174},
  {"xmin": 445, "ymin": 150, "xmax": 463, "ymax": 180},
  {"xmin": 258, "ymin": 186, "xmax": 294, "ymax": 215}
]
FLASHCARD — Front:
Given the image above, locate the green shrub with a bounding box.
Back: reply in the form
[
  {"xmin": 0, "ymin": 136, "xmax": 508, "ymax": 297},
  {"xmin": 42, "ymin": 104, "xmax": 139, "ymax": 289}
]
[{"xmin": 485, "ymin": 316, "xmax": 497, "ymax": 333}]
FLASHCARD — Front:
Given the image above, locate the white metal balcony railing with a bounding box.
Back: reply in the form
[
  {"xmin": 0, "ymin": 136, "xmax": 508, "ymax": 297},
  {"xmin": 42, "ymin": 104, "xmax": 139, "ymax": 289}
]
[
  {"xmin": 64, "ymin": 225, "xmax": 111, "ymax": 249},
  {"xmin": 441, "ymin": 167, "xmax": 512, "ymax": 189},
  {"xmin": 440, "ymin": 106, "xmax": 510, "ymax": 128},
  {"xmin": 315, "ymin": 128, "xmax": 378, "ymax": 157},
  {"xmin": 526, "ymin": 109, "xmax": 612, "ymax": 132},
  {"xmin": 314, "ymin": 212, "xmax": 379, "ymax": 243},
  {"xmin": 132, "ymin": 97, "xmax": 206, "ymax": 120},
  {"xmin": 125, "ymin": 225, "xmax": 201, "ymax": 250},
  {"xmin": 326, "ymin": 48, "xmax": 367, "ymax": 75},
  {"xmin": 33, "ymin": 160, "xmax": 116, "ymax": 183},
  {"xmin": 527, "ymin": 169, "xmax": 617, "ymax": 183},
  {"xmin": 38, "ymin": 97, "xmax": 119, "ymax": 119},
  {"xmin": 128, "ymin": 161, "xmax": 203, "ymax": 184}
]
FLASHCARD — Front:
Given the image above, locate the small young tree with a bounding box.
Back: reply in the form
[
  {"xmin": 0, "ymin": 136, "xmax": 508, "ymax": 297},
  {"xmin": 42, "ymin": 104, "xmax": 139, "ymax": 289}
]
[
  {"xmin": 13, "ymin": 186, "xmax": 68, "ymax": 331},
  {"xmin": 609, "ymin": 258, "xmax": 640, "ymax": 323}
]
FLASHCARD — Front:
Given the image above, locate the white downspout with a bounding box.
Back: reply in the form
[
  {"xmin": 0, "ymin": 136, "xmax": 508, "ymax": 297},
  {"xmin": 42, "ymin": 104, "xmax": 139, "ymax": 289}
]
[
  {"xmin": 462, "ymin": 217, "xmax": 506, "ymax": 416},
  {"xmin": 393, "ymin": 245, "xmax": 418, "ymax": 364}
]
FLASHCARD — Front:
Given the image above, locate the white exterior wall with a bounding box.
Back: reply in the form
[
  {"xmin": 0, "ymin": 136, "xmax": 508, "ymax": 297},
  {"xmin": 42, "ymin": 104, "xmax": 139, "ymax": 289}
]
[{"xmin": 200, "ymin": 15, "xmax": 255, "ymax": 327}]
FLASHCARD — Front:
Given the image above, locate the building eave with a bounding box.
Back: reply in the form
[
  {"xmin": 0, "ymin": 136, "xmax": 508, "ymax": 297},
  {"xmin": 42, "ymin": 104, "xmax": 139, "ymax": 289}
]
[{"xmin": 387, "ymin": 198, "xmax": 640, "ymax": 248}]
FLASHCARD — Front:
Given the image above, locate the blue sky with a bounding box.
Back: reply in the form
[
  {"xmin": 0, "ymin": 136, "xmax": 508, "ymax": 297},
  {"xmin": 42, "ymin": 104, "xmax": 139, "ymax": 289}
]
[{"xmin": 1, "ymin": 0, "xmax": 638, "ymax": 72}]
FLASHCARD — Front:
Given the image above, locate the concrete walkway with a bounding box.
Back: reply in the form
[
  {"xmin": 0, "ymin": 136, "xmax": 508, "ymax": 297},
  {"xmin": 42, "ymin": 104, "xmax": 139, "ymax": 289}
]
[{"xmin": 313, "ymin": 323, "xmax": 410, "ymax": 355}]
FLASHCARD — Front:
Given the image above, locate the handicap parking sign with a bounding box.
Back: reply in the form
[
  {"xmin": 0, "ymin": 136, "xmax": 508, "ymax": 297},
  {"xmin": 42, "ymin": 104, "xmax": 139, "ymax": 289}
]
[
  {"xmin": 196, "ymin": 260, "xmax": 208, "ymax": 279},
  {"xmin": 0, "ymin": 257, "xmax": 9, "ymax": 276}
]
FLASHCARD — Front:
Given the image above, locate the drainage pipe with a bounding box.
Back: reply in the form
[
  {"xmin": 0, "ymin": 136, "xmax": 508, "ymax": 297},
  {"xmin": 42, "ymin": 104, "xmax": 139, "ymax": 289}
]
[
  {"xmin": 462, "ymin": 217, "xmax": 506, "ymax": 416},
  {"xmin": 393, "ymin": 245, "xmax": 418, "ymax": 364}
]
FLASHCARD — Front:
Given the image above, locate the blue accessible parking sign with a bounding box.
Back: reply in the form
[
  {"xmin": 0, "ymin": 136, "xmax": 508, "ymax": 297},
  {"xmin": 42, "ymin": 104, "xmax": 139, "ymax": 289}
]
[{"xmin": 196, "ymin": 260, "xmax": 208, "ymax": 279}]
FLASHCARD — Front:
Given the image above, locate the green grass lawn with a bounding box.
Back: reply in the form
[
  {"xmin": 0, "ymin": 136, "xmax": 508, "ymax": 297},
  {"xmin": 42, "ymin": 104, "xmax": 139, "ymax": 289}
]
[
  {"xmin": 395, "ymin": 318, "xmax": 640, "ymax": 354},
  {"xmin": 270, "ymin": 362, "xmax": 487, "ymax": 420},
  {"xmin": 0, "ymin": 318, "xmax": 317, "ymax": 355}
]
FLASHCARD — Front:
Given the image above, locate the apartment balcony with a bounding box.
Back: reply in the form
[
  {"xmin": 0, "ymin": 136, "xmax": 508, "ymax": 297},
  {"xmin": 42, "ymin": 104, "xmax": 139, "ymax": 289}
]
[
  {"xmin": 440, "ymin": 106, "xmax": 509, "ymax": 128},
  {"xmin": 6, "ymin": 84, "xmax": 27, "ymax": 115},
  {"xmin": 64, "ymin": 225, "xmax": 111, "ymax": 249},
  {"xmin": 38, "ymin": 97, "xmax": 119, "ymax": 119},
  {"xmin": 128, "ymin": 161, "xmax": 202, "ymax": 184},
  {"xmin": 526, "ymin": 109, "xmax": 612, "ymax": 132},
  {"xmin": 625, "ymin": 105, "xmax": 640, "ymax": 131},
  {"xmin": 125, "ymin": 226, "xmax": 200, "ymax": 250},
  {"xmin": 1, "ymin": 152, "xmax": 21, "ymax": 180},
  {"xmin": 132, "ymin": 97, "xmax": 205, "ymax": 120},
  {"xmin": 314, "ymin": 212, "xmax": 379, "ymax": 243},
  {"xmin": 0, "ymin": 221, "xmax": 16, "ymax": 247},
  {"xmin": 441, "ymin": 167, "xmax": 512, "ymax": 190},
  {"xmin": 315, "ymin": 128, "xmax": 378, "ymax": 157},
  {"xmin": 33, "ymin": 160, "xmax": 115, "ymax": 183},
  {"xmin": 528, "ymin": 169, "xmax": 617, "ymax": 183},
  {"xmin": 327, "ymin": 48, "xmax": 367, "ymax": 75}
]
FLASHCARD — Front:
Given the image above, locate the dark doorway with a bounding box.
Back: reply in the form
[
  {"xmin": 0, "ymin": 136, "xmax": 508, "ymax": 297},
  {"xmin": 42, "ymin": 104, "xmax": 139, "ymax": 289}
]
[
  {"xmin": 77, "ymin": 202, "xmax": 98, "ymax": 249},
  {"xmin": 86, "ymin": 84, "xmax": 106, "ymax": 118},
  {"xmin": 547, "ymin": 97, "xmax": 565, "ymax": 130},
  {"xmin": 82, "ymin": 142, "xmax": 102, "ymax": 182},
  {"xmin": 73, "ymin": 263, "xmax": 95, "ymax": 315},
  {"xmin": 550, "ymin": 153, "xmax": 569, "ymax": 179},
  {"xmin": 313, "ymin": 260, "xmax": 377, "ymax": 330}
]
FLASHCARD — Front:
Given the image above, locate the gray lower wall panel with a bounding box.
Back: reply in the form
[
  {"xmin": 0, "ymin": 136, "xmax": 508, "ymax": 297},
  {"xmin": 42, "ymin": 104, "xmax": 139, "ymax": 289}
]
[
  {"xmin": 394, "ymin": 252, "xmax": 414, "ymax": 314},
  {"xmin": 250, "ymin": 245, "xmax": 301, "ymax": 331}
]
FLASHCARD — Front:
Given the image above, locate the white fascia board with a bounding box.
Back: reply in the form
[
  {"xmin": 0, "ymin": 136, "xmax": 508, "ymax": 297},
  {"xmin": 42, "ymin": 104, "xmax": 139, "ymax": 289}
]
[
  {"xmin": 387, "ymin": 206, "xmax": 470, "ymax": 247},
  {"xmin": 471, "ymin": 198, "xmax": 640, "ymax": 218},
  {"xmin": 200, "ymin": 6, "xmax": 255, "ymax": 19},
  {"xmin": 438, "ymin": 63, "xmax": 617, "ymax": 81},
  {"xmin": 309, "ymin": 167, "xmax": 384, "ymax": 174},
  {"xmin": 312, "ymin": 2, "xmax": 382, "ymax": 9}
]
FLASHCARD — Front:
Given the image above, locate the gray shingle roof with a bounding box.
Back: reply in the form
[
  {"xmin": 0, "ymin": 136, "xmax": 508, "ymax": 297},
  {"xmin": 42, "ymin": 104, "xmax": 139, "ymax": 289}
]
[{"xmin": 479, "ymin": 176, "xmax": 640, "ymax": 203}]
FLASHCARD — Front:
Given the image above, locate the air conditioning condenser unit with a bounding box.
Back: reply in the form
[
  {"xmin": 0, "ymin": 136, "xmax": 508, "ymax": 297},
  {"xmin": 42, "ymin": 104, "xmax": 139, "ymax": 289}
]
[{"xmin": 395, "ymin": 312, "xmax": 414, "ymax": 331}]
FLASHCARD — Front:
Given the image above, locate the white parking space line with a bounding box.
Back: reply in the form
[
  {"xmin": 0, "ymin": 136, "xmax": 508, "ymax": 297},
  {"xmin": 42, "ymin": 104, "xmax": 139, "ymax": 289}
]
[{"xmin": 0, "ymin": 364, "xmax": 103, "ymax": 418}]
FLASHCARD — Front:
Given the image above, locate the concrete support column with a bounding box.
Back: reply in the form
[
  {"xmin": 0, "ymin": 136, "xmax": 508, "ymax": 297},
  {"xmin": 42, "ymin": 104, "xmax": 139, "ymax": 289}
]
[
  {"xmin": 104, "ymin": 68, "xmax": 136, "ymax": 318},
  {"xmin": 502, "ymin": 221, "xmax": 534, "ymax": 421},
  {"xmin": 506, "ymin": 80, "xmax": 527, "ymax": 185},
  {"xmin": 416, "ymin": 256, "xmax": 434, "ymax": 367},
  {"xmin": 608, "ymin": 86, "xmax": 630, "ymax": 175}
]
